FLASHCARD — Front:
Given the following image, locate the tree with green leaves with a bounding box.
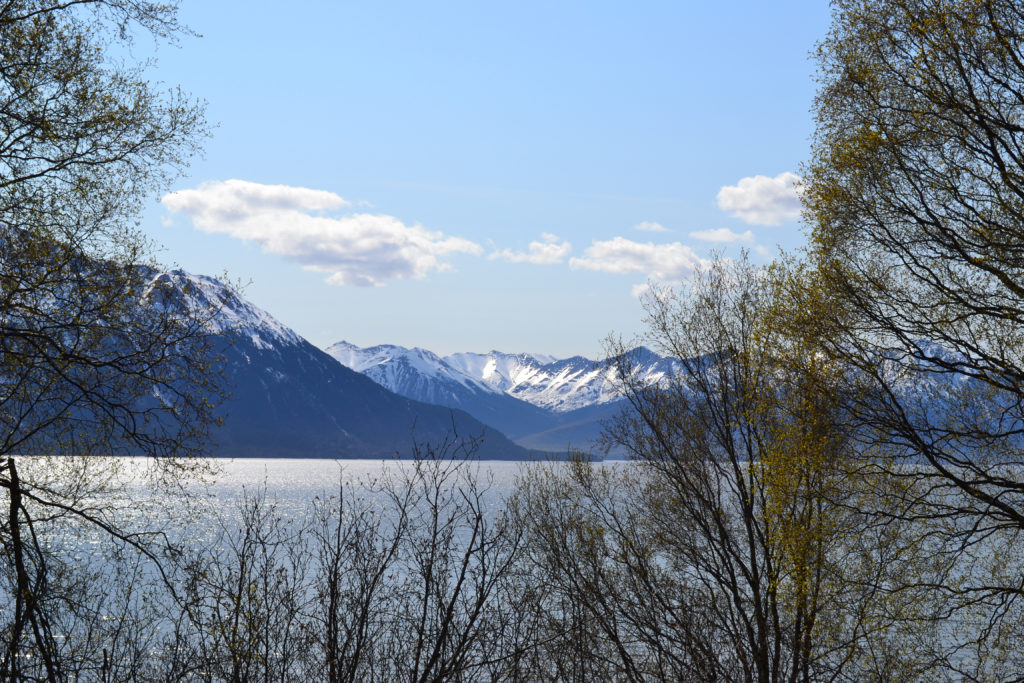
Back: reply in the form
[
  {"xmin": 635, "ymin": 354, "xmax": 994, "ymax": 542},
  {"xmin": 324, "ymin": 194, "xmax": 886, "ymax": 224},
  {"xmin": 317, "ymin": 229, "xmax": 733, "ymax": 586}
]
[
  {"xmin": 804, "ymin": 0, "xmax": 1024, "ymax": 671},
  {"xmin": 515, "ymin": 256, "xmax": 947, "ymax": 681},
  {"xmin": 0, "ymin": 2, "xmax": 219, "ymax": 677}
]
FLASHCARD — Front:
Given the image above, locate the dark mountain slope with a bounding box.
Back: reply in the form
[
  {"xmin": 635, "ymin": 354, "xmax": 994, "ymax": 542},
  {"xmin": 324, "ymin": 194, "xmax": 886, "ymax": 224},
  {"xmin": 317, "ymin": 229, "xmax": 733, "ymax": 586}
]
[{"xmin": 161, "ymin": 272, "xmax": 529, "ymax": 460}]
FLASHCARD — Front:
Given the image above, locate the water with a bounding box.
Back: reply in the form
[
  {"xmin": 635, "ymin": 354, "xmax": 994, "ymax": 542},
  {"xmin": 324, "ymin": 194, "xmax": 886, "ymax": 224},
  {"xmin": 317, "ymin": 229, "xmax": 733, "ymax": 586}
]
[
  {"xmin": 180, "ymin": 457, "xmax": 529, "ymax": 522},
  {"xmin": 6, "ymin": 456, "xmax": 1023, "ymax": 679},
  {"xmin": 203, "ymin": 457, "xmax": 528, "ymax": 499},
  {"xmin": 22, "ymin": 456, "xmax": 539, "ymax": 553}
]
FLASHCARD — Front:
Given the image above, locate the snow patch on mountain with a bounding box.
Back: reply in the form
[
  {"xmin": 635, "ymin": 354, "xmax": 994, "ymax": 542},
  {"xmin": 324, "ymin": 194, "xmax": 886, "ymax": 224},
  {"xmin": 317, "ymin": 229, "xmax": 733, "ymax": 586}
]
[
  {"xmin": 444, "ymin": 351, "xmax": 549, "ymax": 394},
  {"xmin": 451, "ymin": 350, "xmax": 674, "ymax": 413},
  {"xmin": 326, "ymin": 341, "xmax": 493, "ymax": 396},
  {"xmin": 329, "ymin": 343, "xmax": 677, "ymax": 414},
  {"xmin": 146, "ymin": 270, "xmax": 303, "ymax": 350}
]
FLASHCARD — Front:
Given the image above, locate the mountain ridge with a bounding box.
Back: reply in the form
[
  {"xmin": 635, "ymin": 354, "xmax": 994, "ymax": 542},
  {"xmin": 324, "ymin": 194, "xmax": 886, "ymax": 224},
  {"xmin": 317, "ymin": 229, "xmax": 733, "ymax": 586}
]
[
  {"xmin": 158, "ymin": 271, "xmax": 532, "ymax": 460},
  {"xmin": 325, "ymin": 341, "xmax": 678, "ymax": 454}
]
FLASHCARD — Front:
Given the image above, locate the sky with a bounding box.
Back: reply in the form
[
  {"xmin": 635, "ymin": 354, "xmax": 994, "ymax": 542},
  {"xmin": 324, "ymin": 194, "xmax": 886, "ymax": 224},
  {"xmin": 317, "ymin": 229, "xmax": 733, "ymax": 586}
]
[{"xmin": 144, "ymin": 1, "xmax": 834, "ymax": 359}]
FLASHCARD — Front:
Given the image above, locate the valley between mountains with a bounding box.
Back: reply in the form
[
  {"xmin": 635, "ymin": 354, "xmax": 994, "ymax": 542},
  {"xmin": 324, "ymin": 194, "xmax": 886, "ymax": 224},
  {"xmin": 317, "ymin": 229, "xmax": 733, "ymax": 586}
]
[
  {"xmin": 326, "ymin": 341, "xmax": 676, "ymax": 455},
  {"xmin": 181, "ymin": 271, "xmax": 675, "ymax": 459}
]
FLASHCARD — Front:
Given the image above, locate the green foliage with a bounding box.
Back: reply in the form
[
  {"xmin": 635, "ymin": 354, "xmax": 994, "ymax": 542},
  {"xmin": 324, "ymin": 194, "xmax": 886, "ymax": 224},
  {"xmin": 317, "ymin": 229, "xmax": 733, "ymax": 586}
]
[
  {"xmin": 0, "ymin": 2, "xmax": 220, "ymax": 678},
  {"xmin": 0, "ymin": 0, "xmax": 214, "ymax": 459},
  {"xmin": 803, "ymin": 0, "xmax": 1024, "ymax": 673}
]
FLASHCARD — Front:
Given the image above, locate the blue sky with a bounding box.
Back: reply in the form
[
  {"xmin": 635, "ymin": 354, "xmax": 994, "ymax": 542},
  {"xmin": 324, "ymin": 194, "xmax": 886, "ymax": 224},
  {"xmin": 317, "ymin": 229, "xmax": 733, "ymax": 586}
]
[{"xmin": 147, "ymin": 1, "xmax": 832, "ymax": 358}]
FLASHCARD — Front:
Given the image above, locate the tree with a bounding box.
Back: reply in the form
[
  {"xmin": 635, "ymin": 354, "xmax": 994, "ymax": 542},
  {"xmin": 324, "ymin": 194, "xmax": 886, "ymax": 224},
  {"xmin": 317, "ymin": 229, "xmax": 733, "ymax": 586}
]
[
  {"xmin": 0, "ymin": 1, "xmax": 217, "ymax": 677},
  {"xmin": 318, "ymin": 439, "xmax": 530, "ymax": 683},
  {"xmin": 0, "ymin": 0, "xmax": 211, "ymax": 457},
  {"xmin": 168, "ymin": 439, "xmax": 534, "ymax": 683},
  {"xmin": 515, "ymin": 256, "xmax": 945, "ymax": 681},
  {"xmin": 804, "ymin": 0, "xmax": 1024, "ymax": 666}
]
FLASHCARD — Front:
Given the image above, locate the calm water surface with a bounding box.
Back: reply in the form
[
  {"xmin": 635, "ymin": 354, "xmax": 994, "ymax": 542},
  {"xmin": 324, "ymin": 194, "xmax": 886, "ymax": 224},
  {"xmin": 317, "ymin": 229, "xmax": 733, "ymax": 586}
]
[{"xmin": 114, "ymin": 458, "xmax": 545, "ymax": 530}]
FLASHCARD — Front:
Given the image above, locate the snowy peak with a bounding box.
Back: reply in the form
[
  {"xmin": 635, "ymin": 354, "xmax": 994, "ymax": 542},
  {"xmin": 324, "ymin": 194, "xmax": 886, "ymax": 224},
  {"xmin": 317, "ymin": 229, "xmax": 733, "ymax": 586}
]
[
  {"xmin": 329, "ymin": 343, "xmax": 678, "ymax": 414},
  {"xmin": 325, "ymin": 341, "xmax": 494, "ymax": 400},
  {"xmin": 444, "ymin": 348, "xmax": 676, "ymax": 413},
  {"xmin": 326, "ymin": 342, "xmax": 567, "ymax": 442},
  {"xmin": 444, "ymin": 351, "xmax": 549, "ymax": 394},
  {"xmin": 148, "ymin": 270, "xmax": 303, "ymax": 350}
]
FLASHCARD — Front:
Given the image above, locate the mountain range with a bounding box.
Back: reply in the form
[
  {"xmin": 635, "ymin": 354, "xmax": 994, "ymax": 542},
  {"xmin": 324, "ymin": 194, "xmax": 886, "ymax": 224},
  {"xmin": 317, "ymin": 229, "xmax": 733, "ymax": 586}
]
[
  {"xmin": 325, "ymin": 341, "xmax": 677, "ymax": 453},
  {"xmin": 152, "ymin": 270, "xmax": 676, "ymax": 459},
  {"xmin": 160, "ymin": 272, "xmax": 529, "ymax": 460},
  {"xmin": 162, "ymin": 271, "xmax": 1016, "ymax": 462}
]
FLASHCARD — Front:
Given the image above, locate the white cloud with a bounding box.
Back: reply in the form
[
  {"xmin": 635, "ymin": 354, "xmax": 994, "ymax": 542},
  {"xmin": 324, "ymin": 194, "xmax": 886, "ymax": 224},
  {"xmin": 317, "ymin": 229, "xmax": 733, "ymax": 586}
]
[
  {"xmin": 569, "ymin": 237, "xmax": 710, "ymax": 287},
  {"xmin": 688, "ymin": 228, "xmax": 755, "ymax": 243},
  {"xmin": 161, "ymin": 179, "xmax": 482, "ymax": 287},
  {"xmin": 633, "ymin": 221, "xmax": 669, "ymax": 233},
  {"xmin": 490, "ymin": 233, "xmax": 571, "ymax": 265},
  {"xmin": 631, "ymin": 281, "xmax": 676, "ymax": 299},
  {"xmin": 631, "ymin": 283, "xmax": 652, "ymax": 298},
  {"xmin": 716, "ymin": 171, "xmax": 802, "ymax": 226}
]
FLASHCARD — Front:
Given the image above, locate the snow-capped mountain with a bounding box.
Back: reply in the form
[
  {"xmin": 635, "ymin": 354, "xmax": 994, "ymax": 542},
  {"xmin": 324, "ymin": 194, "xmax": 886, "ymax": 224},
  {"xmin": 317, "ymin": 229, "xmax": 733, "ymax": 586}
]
[
  {"xmin": 159, "ymin": 272, "xmax": 529, "ymax": 460},
  {"xmin": 331, "ymin": 343, "xmax": 677, "ymax": 414},
  {"xmin": 443, "ymin": 351, "xmax": 557, "ymax": 394},
  {"xmin": 325, "ymin": 342, "xmax": 678, "ymax": 454},
  {"xmin": 148, "ymin": 270, "xmax": 303, "ymax": 349},
  {"xmin": 324, "ymin": 342, "xmax": 561, "ymax": 441},
  {"xmin": 446, "ymin": 349, "xmax": 677, "ymax": 413},
  {"xmin": 328, "ymin": 342, "xmax": 495, "ymax": 405}
]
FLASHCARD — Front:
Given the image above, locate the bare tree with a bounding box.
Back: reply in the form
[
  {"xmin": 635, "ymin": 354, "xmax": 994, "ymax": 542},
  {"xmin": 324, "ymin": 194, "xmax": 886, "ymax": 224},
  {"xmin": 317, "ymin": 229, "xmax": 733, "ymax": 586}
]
[
  {"xmin": 155, "ymin": 437, "xmax": 536, "ymax": 683},
  {"xmin": 179, "ymin": 485, "xmax": 313, "ymax": 683},
  {"xmin": 513, "ymin": 257, "xmax": 953, "ymax": 682},
  {"xmin": 321, "ymin": 437, "xmax": 530, "ymax": 683}
]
